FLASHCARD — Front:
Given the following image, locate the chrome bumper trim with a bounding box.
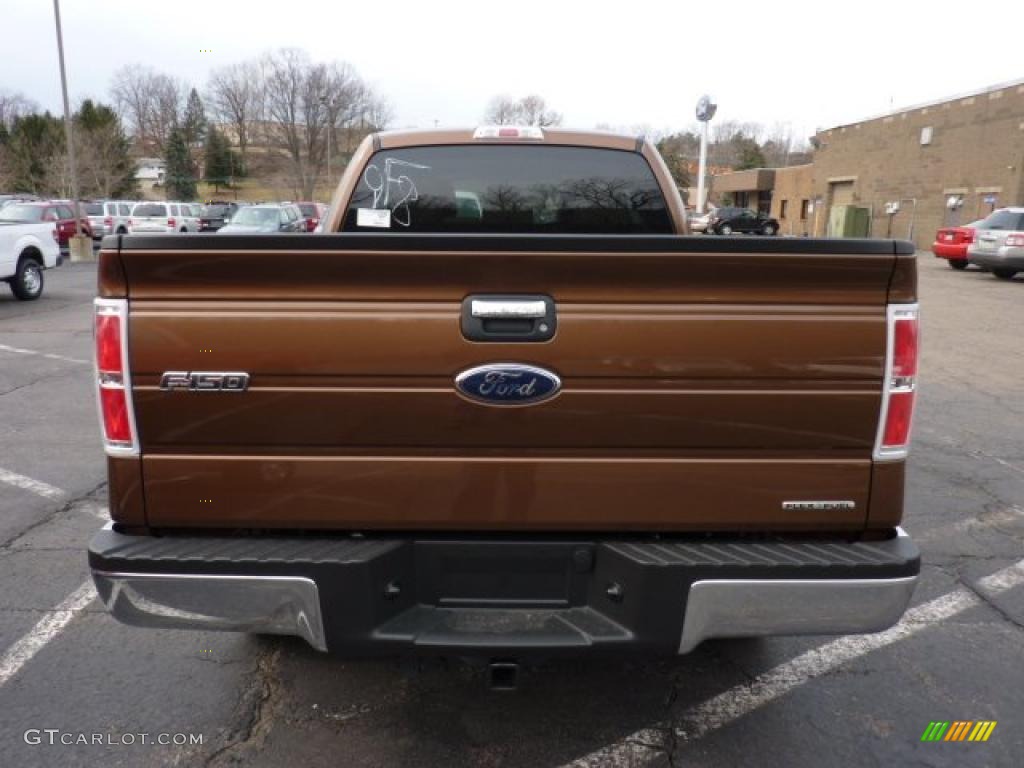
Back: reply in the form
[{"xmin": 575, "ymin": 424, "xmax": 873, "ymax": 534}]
[
  {"xmin": 92, "ymin": 570, "xmax": 327, "ymax": 652},
  {"xmin": 678, "ymin": 574, "xmax": 918, "ymax": 653}
]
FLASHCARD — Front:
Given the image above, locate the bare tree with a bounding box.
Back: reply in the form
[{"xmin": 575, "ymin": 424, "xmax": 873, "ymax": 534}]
[
  {"xmin": 261, "ymin": 49, "xmax": 370, "ymax": 199},
  {"xmin": 0, "ymin": 90, "xmax": 37, "ymax": 130},
  {"xmin": 109, "ymin": 65, "xmax": 184, "ymax": 153},
  {"xmin": 484, "ymin": 94, "xmax": 562, "ymax": 126},
  {"xmin": 516, "ymin": 94, "xmax": 562, "ymax": 127},
  {"xmin": 206, "ymin": 61, "xmax": 262, "ymax": 161},
  {"xmin": 484, "ymin": 95, "xmax": 520, "ymax": 125}
]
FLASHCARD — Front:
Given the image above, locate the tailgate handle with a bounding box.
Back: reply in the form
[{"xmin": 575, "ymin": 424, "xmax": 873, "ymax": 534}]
[
  {"xmin": 471, "ymin": 299, "xmax": 547, "ymax": 319},
  {"xmin": 461, "ymin": 294, "xmax": 556, "ymax": 343}
]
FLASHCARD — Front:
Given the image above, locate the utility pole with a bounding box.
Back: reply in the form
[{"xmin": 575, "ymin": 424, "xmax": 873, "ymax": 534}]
[{"xmin": 53, "ymin": 0, "xmax": 85, "ymax": 253}]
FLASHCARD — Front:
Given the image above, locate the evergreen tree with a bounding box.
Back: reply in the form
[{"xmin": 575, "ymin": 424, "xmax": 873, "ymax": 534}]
[
  {"xmin": 181, "ymin": 88, "xmax": 207, "ymax": 145},
  {"xmin": 203, "ymin": 126, "xmax": 236, "ymax": 192},
  {"xmin": 2, "ymin": 112, "xmax": 64, "ymax": 193},
  {"xmin": 75, "ymin": 99, "xmax": 138, "ymax": 198},
  {"xmin": 735, "ymin": 138, "xmax": 767, "ymax": 171},
  {"xmin": 164, "ymin": 126, "xmax": 196, "ymax": 199}
]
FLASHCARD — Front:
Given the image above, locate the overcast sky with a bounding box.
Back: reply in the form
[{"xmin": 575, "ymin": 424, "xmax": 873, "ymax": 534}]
[{"xmin": 3, "ymin": 0, "xmax": 1022, "ymax": 142}]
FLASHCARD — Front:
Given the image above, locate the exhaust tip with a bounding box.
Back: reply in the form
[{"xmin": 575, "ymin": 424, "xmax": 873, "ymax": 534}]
[{"xmin": 488, "ymin": 660, "xmax": 519, "ymax": 691}]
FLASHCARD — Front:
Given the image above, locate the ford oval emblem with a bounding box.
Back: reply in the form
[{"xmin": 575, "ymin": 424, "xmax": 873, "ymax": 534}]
[{"xmin": 455, "ymin": 363, "xmax": 561, "ymax": 406}]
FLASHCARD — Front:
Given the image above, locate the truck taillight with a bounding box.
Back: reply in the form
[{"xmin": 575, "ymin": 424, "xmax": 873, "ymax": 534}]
[
  {"xmin": 874, "ymin": 304, "xmax": 919, "ymax": 460},
  {"xmin": 168, "ymin": 218, "xmax": 176, "ymax": 228},
  {"xmin": 94, "ymin": 298, "xmax": 138, "ymax": 454},
  {"xmin": 104, "ymin": 216, "xmax": 113, "ymax": 227}
]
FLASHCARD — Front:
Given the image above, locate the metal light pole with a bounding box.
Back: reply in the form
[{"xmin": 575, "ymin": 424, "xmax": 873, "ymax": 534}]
[
  {"xmin": 695, "ymin": 95, "xmax": 717, "ymax": 215},
  {"xmin": 320, "ymin": 96, "xmax": 333, "ymax": 199},
  {"xmin": 53, "ymin": 0, "xmax": 85, "ymax": 251}
]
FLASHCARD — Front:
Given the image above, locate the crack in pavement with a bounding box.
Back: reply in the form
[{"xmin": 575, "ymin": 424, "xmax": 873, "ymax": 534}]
[
  {"xmin": 204, "ymin": 647, "xmax": 282, "ymax": 767},
  {"xmin": 0, "ymin": 481, "xmax": 107, "ymax": 553}
]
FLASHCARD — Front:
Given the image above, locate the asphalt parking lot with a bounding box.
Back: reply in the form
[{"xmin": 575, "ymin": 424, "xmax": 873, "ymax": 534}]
[{"xmin": 0, "ymin": 256, "xmax": 1021, "ymax": 768}]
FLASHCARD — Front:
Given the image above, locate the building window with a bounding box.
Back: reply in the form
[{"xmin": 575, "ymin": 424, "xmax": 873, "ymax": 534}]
[
  {"xmin": 780, "ymin": 200, "xmax": 788, "ymax": 219},
  {"xmin": 800, "ymin": 199, "xmax": 810, "ymax": 220},
  {"xmin": 920, "ymin": 126, "xmax": 933, "ymax": 145}
]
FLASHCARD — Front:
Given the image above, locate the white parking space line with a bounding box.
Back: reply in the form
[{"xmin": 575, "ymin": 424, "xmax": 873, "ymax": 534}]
[
  {"xmin": 0, "ymin": 343, "xmax": 90, "ymax": 366},
  {"xmin": 0, "ymin": 580, "xmax": 96, "ymax": 688},
  {"xmin": 917, "ymin": 504, "xmax": 1024, "ymax": 541},
  {"xmin": 0, "ymin": 343, "xmax": 89, "ymax": 366},
  {"xmin": 0, "ymin": 467, "xmax": 65, "ymax": 501},
  {"xmin": 564, "ymin": 557, "xmax": 1024, "ymax": 767}
]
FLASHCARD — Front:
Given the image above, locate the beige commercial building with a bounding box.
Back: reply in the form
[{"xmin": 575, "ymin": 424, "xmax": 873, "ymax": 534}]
[
  {"xmin": 708, "ymin": 79, "xmax": 1024, "ymax": 247},
  {"xmin": 810, "ymin": 79, "xmax": 1024, "ymax": 246}
]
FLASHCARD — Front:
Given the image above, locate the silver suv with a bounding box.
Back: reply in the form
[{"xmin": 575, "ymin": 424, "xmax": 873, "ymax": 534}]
[
  {"xmin": 968, "ymin": 207, "xmax": 1024, "ymax": 280},
  {"xmin": 83, "ymin": 201, "xmax": 135, "ymax": 239},
  {"xmin": 129, "ymin": 202, "xmax": 199, "ymax": 234}
]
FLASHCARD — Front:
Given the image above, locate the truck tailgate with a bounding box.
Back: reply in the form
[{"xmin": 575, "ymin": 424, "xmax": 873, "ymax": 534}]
[{"xmin": 113, "ymin": 234, "xmax": 912, "ymax": 532}]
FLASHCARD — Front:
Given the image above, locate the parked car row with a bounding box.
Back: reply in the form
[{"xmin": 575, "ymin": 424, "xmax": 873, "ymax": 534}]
[
  {"xmin": 932, "ymin": 207, "xmax": 1024, "ymax": 280},
  {"xmin": 0, "ymin": 201, "xmax": 92, "ymax": 249},
  {"xmin": 1, "ymin": 196, "xmax": 331, "ymax": 245}
]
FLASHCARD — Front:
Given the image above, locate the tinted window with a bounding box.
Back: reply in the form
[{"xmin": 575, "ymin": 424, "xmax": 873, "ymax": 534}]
[
  {"xmin": 201, "ymin": 205, "xmax": 228, "ymax": 217},
  {"xmin": 287, "ymin": 207, "xmax": 299, "ymax": 221},
  {"xmin": 297, "ymin": 203, "xmax": 317, "ymax": 216},
  {"xmin": 57, "ymin": 206, "xmax": 74, "ymax": 219},
  {"xmin": 119, "ymin": 203, "xmax": 131, "ymax": 215},
  {"xmin": 133, "ymin": 204, "xmax": 167, "ymax": 217},
  {"xmin": 342, "ymin": 145, "xmax": 673, "ymax": 234},
  {"xmin": 979, "ymin": 210, "xmax": 1024, "ymax": 230},
  {"xmin": 84, "ymin": 203, "xmax": 103, "ymax": 215}
]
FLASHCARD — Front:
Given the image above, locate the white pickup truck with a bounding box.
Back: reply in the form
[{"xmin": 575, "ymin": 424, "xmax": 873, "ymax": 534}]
[{"xmin": 0, "ymin": 221, "xmax": 60, "ymax": 300}]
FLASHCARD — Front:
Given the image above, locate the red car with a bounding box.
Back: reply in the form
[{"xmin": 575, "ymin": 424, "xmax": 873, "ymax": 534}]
[
  {"xmin": 932, "ymin": 220, "xmax": 983, "ymax": 270},
  {"xmin": 0, "ymin": 201, "xmax": 93, "ymax": 248},
  {"xmin": 294, "ymin": 201, "xmax": 327, "ymax": 232}
]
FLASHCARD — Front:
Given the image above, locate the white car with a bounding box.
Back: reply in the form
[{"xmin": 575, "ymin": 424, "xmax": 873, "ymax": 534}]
[
  {"xmin": 129, "ymin": 202, "xmax": 199, "ymax": 234},
  {"xmin": 0, "ymin": 218, "xmax": 60, "ymax": 300}
]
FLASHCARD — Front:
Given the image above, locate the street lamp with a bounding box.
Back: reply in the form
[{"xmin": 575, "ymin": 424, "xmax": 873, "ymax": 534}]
[
  {"xmin": 695, "ymin": 94, "xmax": 718, "ymax": 215},
  {"xmin": 320, "ymin": 96, "xmax": 334, "ymax": 197}
]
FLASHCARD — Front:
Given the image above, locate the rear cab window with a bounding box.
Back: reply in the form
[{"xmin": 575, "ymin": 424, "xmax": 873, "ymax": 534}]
[
  {"xmin": 342, "ymin": 145, "xmax": 673, "ymax": 234},
  {"xmin": 133, "ymin": 204, "xmax": 167, "ymax": 217}
]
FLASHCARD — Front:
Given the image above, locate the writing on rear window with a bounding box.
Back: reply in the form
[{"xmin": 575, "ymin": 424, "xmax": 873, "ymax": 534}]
[{"xmin": 343, "ymin": 145, "xmax": 672, "ymax": 234}]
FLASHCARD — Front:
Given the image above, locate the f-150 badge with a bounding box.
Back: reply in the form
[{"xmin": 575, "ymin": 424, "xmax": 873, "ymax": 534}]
[
  {"xmin": 159, "ymin": 371, "xmax": 250, "ymax": 392},
  {"xmin": 455, "ymin": 363, "xmax": 560, "ymax": 406}
]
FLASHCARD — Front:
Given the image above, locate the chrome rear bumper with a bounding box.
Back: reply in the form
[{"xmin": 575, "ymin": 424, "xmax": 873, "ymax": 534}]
[
  {"xmin": 678, "ymin": 574, "xmax": 918, "ymax": 653},
  {"xmin": 90, "ymin": 526, "xmax": 919, "ymax": 656},
  {"xmin": 92, "ymin": 571, "xmax": 327, "ymax": 651}
]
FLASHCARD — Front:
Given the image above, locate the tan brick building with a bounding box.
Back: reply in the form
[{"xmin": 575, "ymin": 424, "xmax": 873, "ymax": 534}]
[
  {"xmin": 769, "ymin": 164, "xmax": 814, "ymax": 236},
  {"xmin": 810, "ymin": 79, "xmax": 1024, "ymax": 246},
  {"xmin": 705, "ymin": 79, "xmax": 1024, "ymax": 246}
]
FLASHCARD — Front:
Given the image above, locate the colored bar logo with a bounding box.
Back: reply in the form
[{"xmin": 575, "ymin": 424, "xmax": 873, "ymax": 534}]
[{"xmin": 921, "ymin": 721, "xmax": 997, "ymax": 742}]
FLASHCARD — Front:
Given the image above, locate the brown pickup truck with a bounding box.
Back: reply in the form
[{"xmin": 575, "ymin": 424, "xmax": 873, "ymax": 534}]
[{"xmin": 89, "ymin": 127, "xmax": 920, "ymax": 671}]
